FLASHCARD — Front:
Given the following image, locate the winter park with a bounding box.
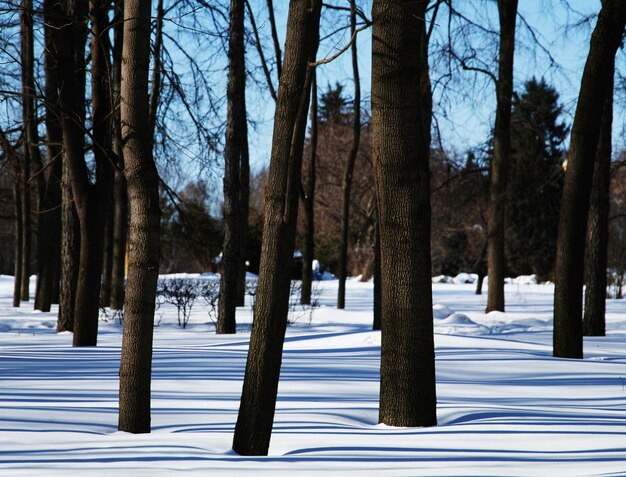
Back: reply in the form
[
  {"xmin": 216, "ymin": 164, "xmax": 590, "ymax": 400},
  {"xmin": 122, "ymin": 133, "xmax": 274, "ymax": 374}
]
[{"xmin": 1, "ymin": 0, "xmax": 626, "ymax": 475}]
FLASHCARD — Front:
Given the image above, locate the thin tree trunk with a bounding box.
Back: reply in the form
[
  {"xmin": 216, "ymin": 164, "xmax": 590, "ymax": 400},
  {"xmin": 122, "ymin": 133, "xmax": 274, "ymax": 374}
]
[
  {"xmin": 118, "ymin": 0, "xmax": 161, "ymax": 434},
  {"xmin": 58, "ymin": 158, "xmax": 79, "ymax": 332},
  {"xmin": 486, "ymin": 0, "xmax": 518, "ymax": 313},
  {"xmin": 337, "ymin": 0, "xmax": 361, "ymax": 310},
  {"xmin": 110, "ymin": 0, "xmax": 127, "ymax": 311},
  {"xmin": 583, "ymin": 59, "xmax": 614, "ymax": 337},
  {"xmin": 553, "ymin": 0, "xmax": 626, "ymax": 358},
  {"xmin": 35, "ymin": 5, "xmax": 63, "ymax": 312},
  {"xmin": 236, "ymin": 136, "xmax": 250, "ymax": 306},
  {"xmin": 13, "ymin": 176, "xmax": 23, "ymax": 308},
  {"xmin": 266, "ymin": 0, "xmax": 282, "ymax": 81},
  {"xmin": 301, "ymin": 70, "xmax": 317, "ymax": 306},
  {"xmin": 474, "ymin": 240, "xmax": 488, "ymax": 295},
  {"xmin": 232, "ymin": 0, "xmax": 321, "ymax": 456},
  {"xmin": 100, "ymin": 201, "xmax": 114, "ymax": 307},
  {"xmin": 218, "ymin": 0, "xmax": 247, "ymax": 333},
  {"xmin": 373, "ymin": 0, "xmax": 437, "ymax": 427}
]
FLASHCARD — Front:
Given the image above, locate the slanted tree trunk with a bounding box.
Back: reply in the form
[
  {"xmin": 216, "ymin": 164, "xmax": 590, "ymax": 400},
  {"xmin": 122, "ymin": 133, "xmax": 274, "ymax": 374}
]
[
  {"xmin": 232, "ymin": 0, "xmax": 321, "ymax": 456},
  {"xmin": 337, "ymin": 0, "xmax": 361, "ymax": 310},
  {"xmin": 486, "ymin": 0, "xmax": 518, "ymax": 313},
  {"xmin": 218, "ymin": 0, "xmax": 248, "ymax": 334},
  {"xmin": 301, "ymin": 70, "xmax": 317, "ymax": 306},
  {"xmin": 373, "ymin": 0, "xmax": 437, "ymax": 428},
  {"xmin": 583, "ymin": 58, "xmax": 614, "ymax": 337},
  {"xmin": 110, "ymin": 0, "xmax": 127, "ymax": 311},
  {"xmin": 553, "ymin": 0, "xmax": 626, "ymax": 358},
  {"xmin": 118, "ymin": 0, "xmax": 161, "ymax": 434}
]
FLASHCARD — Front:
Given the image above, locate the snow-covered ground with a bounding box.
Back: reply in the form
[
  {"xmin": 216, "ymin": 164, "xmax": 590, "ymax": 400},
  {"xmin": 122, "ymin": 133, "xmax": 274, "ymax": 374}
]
[{"xmin": 1, "ymin": 275, "xmax": 626, "ymax": 476}]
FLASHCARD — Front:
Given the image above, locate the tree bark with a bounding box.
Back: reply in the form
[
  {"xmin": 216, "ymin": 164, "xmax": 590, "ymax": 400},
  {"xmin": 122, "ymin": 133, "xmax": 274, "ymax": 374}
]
[
  {"xmin": 236, "ymin": 140, "xmax": 250, "ymax": 306},
  {"xmin": 486, "ymin": 0, "xmax": 518, "ymax": 313},
  {"xmin": 583, "ymin": 58, "xmax": 614, "ymax": 337},
  {"xmin": 218, "ymin": 0, "xmax": 248, "ymax": 334},
  {"xmin": 300, "ymin": 70, "xmax": 317, "ymax": 306},
  {"xmin": 373, "ymin": 0, "xmax": 437, "ymax": 428},
  {"xmin": 34, "ymin": 0, "xmax": 63, "ymax": 312},
  {"xmin": 337, "ymin": 0, "xmax": 361, "ymax": 310},
  {"xmin": 100, "ymin": 198, "xmax": 114, "ymax": 307},
  {"xmin": 118, "ymin": 0, "xmax": 161, "ymax": 434},
  {"xmin": 373, "ymin": 205, "xmax": 381, "ymax": 331},
  {"xmin": 232, "ymin": 0, "xmax": 321, "ymax": 456},
  {"xmin": 110, "ymin": 0, "xmax": 128, "ymax": 311},
  {"xmin": 13, "ymin": 174, "xmax": 23, "ymax": 308},
  {"xmin": 553, "ymin": 0, "xmax": 626, "ymax": 358}
]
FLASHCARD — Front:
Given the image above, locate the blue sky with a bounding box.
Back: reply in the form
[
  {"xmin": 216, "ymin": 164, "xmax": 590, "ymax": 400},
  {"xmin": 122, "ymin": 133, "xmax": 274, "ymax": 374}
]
[{"xmin": 244, "ymin": 0, "xmax": 624, "ymax": 170}]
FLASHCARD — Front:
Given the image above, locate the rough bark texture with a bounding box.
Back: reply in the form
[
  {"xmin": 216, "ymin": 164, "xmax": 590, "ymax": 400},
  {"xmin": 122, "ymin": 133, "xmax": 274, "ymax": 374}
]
[
  {"xmin": 486, "ymin": 0, "xmax": 518, "ymax": 313},
  {"xmin": 583, "ymin": 59, "xmax": 614, "ymax": 337},
  {"xmin": 58, "ymin": 158, "xmax": 80, "ymax": 332},
  {"xmin": 373, "ymin": 207, "xmax": 381, "ymax": 331},
  {"xmin": 373, "ymin": 0, "xmax": 437, "ymax": 427},
  {"xmin": 236, "ymin": 138, "xmax": 250, "ymax": 307},
  {"xmin": 232, "ymin": 0, "xmax": 321, "ymax": 456},
  {"xmin": 110, "ymin": 0, "xmax": 127, "ymax": 311},
  {"xmin": 218, "ymin": 0, "xmax": 247, "ymax": 334},
  {"xmin": 337, "ymin": 0, "xmax": 361, "ymax": 310},
  {"xmin": 301, "ymin": 70, "xmax": 317, "ymax": 306},
  {"xmin": 118, "ymin": 0, "xmax": 161, "ymax": 434},
  {"xmin": 553, "ymin": 0, "xmax": 626, "ymax": 358}
]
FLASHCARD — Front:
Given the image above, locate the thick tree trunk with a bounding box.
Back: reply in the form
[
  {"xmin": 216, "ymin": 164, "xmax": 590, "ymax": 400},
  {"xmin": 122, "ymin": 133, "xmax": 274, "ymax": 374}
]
[
  {"xmin": 553, "ymin": 0, "xmax": 626, "ymax": 358},
  {"xmin": 583, "ymin": 60, "xmax": 614, "ymax": 337},
  {"xmin": 373, "ymin": 206, "xmax": 381, "ymax": 331},
  {"xmin": 232, "ymin": 0, "xmax": 321, "ymax": 456},
  {"xmin": 300, "ymin": 70, "xmax": 317, "ymax": 306},
  {"xmin": 373, "ymin": 0, "xmax": 437, "ymax": 428},
  {"xmin": 110, "ymin": 0, "xmax": 127, "ymax": 311},
  {"xmin": 118, "ymin": 0, "xmax": 161, "ymax": 434},
  {"xmin": 337, "ymin": 0, "xmax": 361, "ymax": 310},
  {"xmin": 486, "ymin": 0, "xmax": 518, "ymax": 313},
  {"xmin": 218, "ymin": 0, "xmax": 248, "ymax": 334}
]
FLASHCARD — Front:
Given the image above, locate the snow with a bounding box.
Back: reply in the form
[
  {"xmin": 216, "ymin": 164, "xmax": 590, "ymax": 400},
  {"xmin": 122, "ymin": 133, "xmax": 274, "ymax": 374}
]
[{"xmin": 1, "ymin": 275, "xmax": 626, "ymax": 475}]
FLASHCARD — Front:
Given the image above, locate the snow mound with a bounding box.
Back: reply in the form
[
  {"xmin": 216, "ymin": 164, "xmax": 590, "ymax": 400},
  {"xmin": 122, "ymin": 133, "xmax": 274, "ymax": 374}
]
[
  {"xmin": 453, "ymin": 273, "xmax": 477, "ymax": 284},
  {"xmin": 432, "ymin": 275, "xmax": 453, "ymax": 283},
  {"xmin": 433, "ymin": 304, "xmax": 453, "ymax": 319},
  {"xmin": 435, "ymin": 313, "xmax": 489, "ymax": 335}
]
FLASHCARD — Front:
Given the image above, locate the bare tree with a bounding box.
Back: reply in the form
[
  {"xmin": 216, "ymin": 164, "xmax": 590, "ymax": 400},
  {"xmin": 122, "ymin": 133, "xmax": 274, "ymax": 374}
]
[
  {"xmin": 337, "ymin": 0, "xmax": 361, "ymax": 310},
  {"xmin": 232, "ymin": 0, "xmax": 322, "ymax": 456},
  {"xmin": 373, "ymin": 0, "xmax": 437, "ymax": 427},
  {"xmin": 553, "ymin": 0, "xmax": 626, "ymax": 358},
  {"xmin": 118, "ymin": 0, "xmax": 161, "ymax": 433}
]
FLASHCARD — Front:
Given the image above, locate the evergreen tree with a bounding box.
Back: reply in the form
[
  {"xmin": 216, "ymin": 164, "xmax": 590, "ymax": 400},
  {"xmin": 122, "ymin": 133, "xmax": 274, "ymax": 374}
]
[{"xmin": 506, "ymin": 78, "xmax": 568, "ymax": 280}]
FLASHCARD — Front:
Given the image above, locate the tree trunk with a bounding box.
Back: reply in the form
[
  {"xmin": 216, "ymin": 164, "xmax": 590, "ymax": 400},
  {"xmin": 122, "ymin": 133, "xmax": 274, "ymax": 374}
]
[
  {"xmin": 486, "ymin": 0, "xmax": 518, "ymax": 313},
  {"xmin": 583, "ymin": 59, "xmax": 614, "ymax": 337},
  {"xmin": 100, "ymin": 199, "xmax": 114, "ymax": 307},
  {"xmin": 373, "ymin": 0, "xmax": 437, "ymax": 428},
  {"xmin": 110, "ymin": 0, "xmax": 127, "ymax": 311},
  {"xmin": 236, "ymin": 139, "xmax": 250, "ymax": 306},
  {"xmin": 232, "ymin": 0, "xmax": 321, "ymax": 456},
  {"xmin": 34, "ymin": 4, "xmax": 63, "ymax": 312},
  {"xmin": 118, "ymin": 0, "xmax": 161, "ymax": 434},
  {"xmin": 337, "ymin": 0, "xmax": 361, "ymax": 310},
  {"xmin": 373, "ymin": 206, "xmax": 381, "ymax": 331},
  {"xmin": 20, "ymin": 0, "xmax": 40, "ymax": 303},
  {"xmin": 13, "ymin": 176, "xmax": 23, "ymax": 308},
  {"xmin": 300, "ymin": 70, "xmax": 317, "ymax": 306},
  {"xmin": 58, "ymin": 156, "xmax": 80, "ymax": 332},
  {"xmin": 553, "ymin": 0, "xmax": 626, "ymax": 358},
  {"xmin": 218, "ymin": 0, "xmax": 248, "ymax": 334}
]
